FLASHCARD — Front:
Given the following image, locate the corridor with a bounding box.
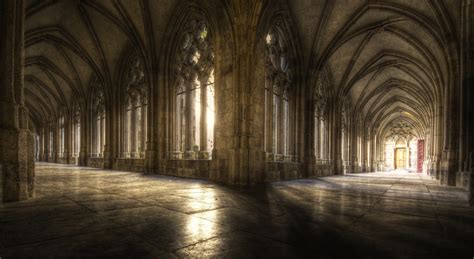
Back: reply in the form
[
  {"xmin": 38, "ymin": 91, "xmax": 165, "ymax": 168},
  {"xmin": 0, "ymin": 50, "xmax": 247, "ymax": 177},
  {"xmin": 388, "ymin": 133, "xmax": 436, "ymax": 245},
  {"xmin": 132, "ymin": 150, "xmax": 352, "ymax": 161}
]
[{"xmin": 1, "ymin": 163, "xmax": 473, "ymax": 258}]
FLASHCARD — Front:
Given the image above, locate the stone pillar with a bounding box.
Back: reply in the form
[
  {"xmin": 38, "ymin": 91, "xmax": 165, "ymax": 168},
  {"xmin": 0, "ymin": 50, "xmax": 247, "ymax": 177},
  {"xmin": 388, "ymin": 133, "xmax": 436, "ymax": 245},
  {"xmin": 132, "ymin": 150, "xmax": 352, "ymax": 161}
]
[
  {"xmin": 333, "ymin": 107, "xmax": 344, "ymax": 175},
  {"xmin": 0, "ymin": 0, "xmax": 34, "ymax": 202},
  {"xmin": 27, "ymin": 130, "xmax": 35, "ymax": 198},
  {"xmin": 199, "ymin": 82, "xmax": 208, "ymax": 159},
  {"xmin": 144, "ymin": 102, "xmax": 155, "ymax": 174},
  {"xmin": 462, "ymin": 0, "xmax": 473, "ymax": 205},
  {"xmin": 470, "ymin": 152, "xmax": 474, "ymax": 206},
  {"xmin": 64, "ymin": 116, "xmax": 70, "ymax": 164},
  {"xmin": 209, "ymin": 1, "xmax": 267, "ymax": 184},
  {"xmin": 265, "ymin": 85, "xmax": 274, "ymax": 159},
  {"xmin": 44, "ymin": 124, "xmax": 50, "ymax": 161},
  {"xmin": 103, "ymin": 112, "xmax": 112, "ymax": 168},
  {"xmin": 131, "ymin": 101, "xmax": 137, "ymax": 157},
  {"xmin": 38, "ymin": 127, "xmax": 44, "ymax": 161},
  {"xmin": 52, "ymin": 126, "xmax": 58, "ymax": 163},
  {"xmin": 185, "ymin": 81, "xmax": 195, "ymax": 159}
]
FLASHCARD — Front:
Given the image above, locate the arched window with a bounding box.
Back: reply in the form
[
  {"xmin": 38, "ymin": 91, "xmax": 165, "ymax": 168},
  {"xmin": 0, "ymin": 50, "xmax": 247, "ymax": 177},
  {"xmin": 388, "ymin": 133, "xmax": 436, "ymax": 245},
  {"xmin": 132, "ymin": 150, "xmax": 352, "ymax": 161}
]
[
  {"xmin": 123, "ymin": 55, "xmax": 147, "ymax": 158},
  {"xmin": 72, "ymin": 106, "xmax": 81, "ymax": 159},
  {"xmin": 92, "ymin": 84, "xmax": 106, "ymax": 158},
  {"xmin": 264, "ymin": 25, "xmax": 294, "ymax": 161},
  {"xmin": 314, "ymin": 74, "xmax": 327, "ymax": 162},
  {"xmin": 59, "ymin": 114, "xmax": 65, "ymax": 157},
  {"xmin": 172, "ymin": 19, "xmax": 215, "ymax": 160}
]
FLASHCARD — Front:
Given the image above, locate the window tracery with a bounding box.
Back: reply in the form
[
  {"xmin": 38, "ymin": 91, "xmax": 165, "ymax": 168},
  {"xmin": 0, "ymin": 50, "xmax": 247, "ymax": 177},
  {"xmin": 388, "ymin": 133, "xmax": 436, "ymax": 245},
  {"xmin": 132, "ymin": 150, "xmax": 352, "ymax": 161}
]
[
  {"xmin": 385, "ymin": 121, "xmax": 416, "ymax": 142},
  {"xmin": 314, "ymin": 73, "xmax": 328, "ymax": 161},
  {"xmin": 123, "ymin": 54, "xmax": 147, "ymax": 159},
  {"xmin": 172, "ymin": 19, "xmax": 215, "ymax": 160},
  {"xmin": 264, "ymin": 25, "xmax": 294, "ymax": 162},
  {"xmin": 92, "ymin": 83, "xmax": 106, "ymax": 158}
]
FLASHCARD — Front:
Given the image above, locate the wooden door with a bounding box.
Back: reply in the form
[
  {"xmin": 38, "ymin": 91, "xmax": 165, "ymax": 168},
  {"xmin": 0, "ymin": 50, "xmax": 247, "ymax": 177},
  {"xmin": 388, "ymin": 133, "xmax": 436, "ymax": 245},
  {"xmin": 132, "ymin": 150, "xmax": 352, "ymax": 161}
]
[{"xmin": 395, "ymin": 148, "xmax": 406, "ymax": 169}]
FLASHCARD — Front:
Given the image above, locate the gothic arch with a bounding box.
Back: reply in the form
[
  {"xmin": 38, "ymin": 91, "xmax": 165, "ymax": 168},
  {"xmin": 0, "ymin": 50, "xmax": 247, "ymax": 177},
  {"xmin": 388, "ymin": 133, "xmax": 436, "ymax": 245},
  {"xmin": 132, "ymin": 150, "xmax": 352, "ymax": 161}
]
[
  {"xmin": 252, "ymin": 2, "xmax": 303, "ymax": 163},
  {"xmin": 161, "ymin": 1, "xmax": 219, "ymax": 161},
  {"xmin": 117, "ymin": 46, "xmax": 148, "ymax": 159}
]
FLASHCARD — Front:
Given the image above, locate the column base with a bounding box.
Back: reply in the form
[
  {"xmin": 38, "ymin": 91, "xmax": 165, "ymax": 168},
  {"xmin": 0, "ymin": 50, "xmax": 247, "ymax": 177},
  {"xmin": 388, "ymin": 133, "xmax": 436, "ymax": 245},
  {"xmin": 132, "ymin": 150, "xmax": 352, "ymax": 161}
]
[{"xmin": 0, "ymin": 127, "xmax": 31, "ymax": 202}]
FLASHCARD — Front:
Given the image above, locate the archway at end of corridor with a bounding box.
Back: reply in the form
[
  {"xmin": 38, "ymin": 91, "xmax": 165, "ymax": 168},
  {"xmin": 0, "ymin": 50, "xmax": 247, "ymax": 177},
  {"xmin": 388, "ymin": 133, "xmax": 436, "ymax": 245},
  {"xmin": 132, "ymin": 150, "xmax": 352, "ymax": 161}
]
[{"xmin": 380, "ymin": 120, "xmax": 425, "ymax": 174}]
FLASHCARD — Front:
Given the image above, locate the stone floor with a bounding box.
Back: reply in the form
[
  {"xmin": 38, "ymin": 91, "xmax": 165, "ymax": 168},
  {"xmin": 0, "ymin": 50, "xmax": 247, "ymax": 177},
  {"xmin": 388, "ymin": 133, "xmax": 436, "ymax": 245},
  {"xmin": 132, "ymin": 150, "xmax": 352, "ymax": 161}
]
[{"xmin": 1, "ymin": 163, "xmax": 473, "ymax": 258}]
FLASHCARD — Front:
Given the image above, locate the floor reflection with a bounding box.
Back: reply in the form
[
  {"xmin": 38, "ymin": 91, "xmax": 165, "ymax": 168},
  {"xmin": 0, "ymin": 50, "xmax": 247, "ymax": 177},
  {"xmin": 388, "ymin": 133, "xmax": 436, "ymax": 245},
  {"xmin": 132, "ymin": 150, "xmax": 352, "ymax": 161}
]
[
  {"xmin": 0, "ymin": 162, "xmax": 473, "ymax": 258},
  {"xmin": 186, "ymin": 189, "xmax": 218, "ymax": 235}
]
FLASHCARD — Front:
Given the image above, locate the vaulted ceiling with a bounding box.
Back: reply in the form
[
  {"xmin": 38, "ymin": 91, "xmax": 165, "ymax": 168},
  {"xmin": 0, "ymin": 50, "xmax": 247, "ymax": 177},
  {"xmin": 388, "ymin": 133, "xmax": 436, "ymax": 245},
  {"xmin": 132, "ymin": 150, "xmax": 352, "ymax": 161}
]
[
  {"xmin": 25, "ymin": 0, "xmax": 178, "ymax": 127},
  {"xmin": 289, "ymin": 0, "xmax": 459, "ymax": 138},
  {"xmin": 25, "ymin": 0, "xmax": 460, "ymax": 138}
]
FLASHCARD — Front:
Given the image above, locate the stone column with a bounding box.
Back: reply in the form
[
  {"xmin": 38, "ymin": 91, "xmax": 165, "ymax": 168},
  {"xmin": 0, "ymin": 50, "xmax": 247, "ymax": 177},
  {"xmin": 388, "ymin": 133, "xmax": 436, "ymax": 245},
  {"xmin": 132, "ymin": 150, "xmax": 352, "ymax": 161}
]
[
  {"xmin": 52, "ymin": 126, "xmax": 58, "ymax": 163},
  {"xmin": 44, "ymin": 124, "xmax": 50, "ymax": 161},
  {"xmin": 78, "ymin": 112, "xmax": 87, "ymax": 166},
  {"xmin": 145, "ymin": 96, "xmax": 155, "ymax": 173},
  {"xmin": 141, "ymin": 104, "xmax": 147, "ymax": 158},
  {"xmin": 185, "ymin": 81, "xmax": 196, "ymax": 159},
  {"xmin": 0, "ymin": 0, "xmax": 34, "ymax": 202},
  {"xmin": 131, "ymin": 102, "xmax": 137, "ymax": 157},
  {"xmin": 102, "ymin": 113, "xmax": 112, "ymax": 168},
  {"xmin": 349, "ymin": 116, "xmax": 359, "ymax": 173},
  {"xmin": 328, "ymin": 103, "xmax": 341, "ymax": 175},
  {"xmin": 209, "ymin": 1, "xmax": 267, "ymax": 184},
  {"xmin": 199, "ymin": 82, "xmax": 208, "ymax": 159},
  {"xmin": 65, "ymin": 116, "xmax": 71, "ymax": 164},
  {"xmin": 277, "ymin": 93, "xmax": 284, "ymax": 160},
  {"xmin": 265, "ymin": 86, "xmax": 273, "ymax": 160},
  {"xmin": 27, "ymin": 129, "xmax": 35, "ymax": 198},
  {"xmin": 38, "ymin": 127, "xmax": 44, "ymax": 161},
  {"xmin": 462, "ymin": 0, "xmax": 473, "ymax": 204}
]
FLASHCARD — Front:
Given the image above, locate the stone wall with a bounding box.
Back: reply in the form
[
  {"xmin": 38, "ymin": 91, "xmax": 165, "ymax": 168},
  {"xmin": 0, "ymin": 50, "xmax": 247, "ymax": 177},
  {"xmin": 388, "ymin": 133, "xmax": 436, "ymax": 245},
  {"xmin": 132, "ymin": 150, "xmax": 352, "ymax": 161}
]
[
  {"xmin": 87, "ymin": 158, "xmax": 104, "ymax": 169},
  {"xmin": 162, "ymin": 160, "xmax": 211, "ymax": 179},
  {"xmin": 456, "ymin": 171, "xmax": 471, "ymax": 191},
  {"xmin": 307, "ymin": 163, "xmax": 334, "ymax": 178},
  {"xmin": 113, "ymin": 158, "xmax": 145, "ymax": 173},
  {"xmin": 57, "ymin": 157, "xmax": 68, "ymax": 164},
  {"xmin": 265, "ymin": 162, "xmax": 302, "ymax": 181}
]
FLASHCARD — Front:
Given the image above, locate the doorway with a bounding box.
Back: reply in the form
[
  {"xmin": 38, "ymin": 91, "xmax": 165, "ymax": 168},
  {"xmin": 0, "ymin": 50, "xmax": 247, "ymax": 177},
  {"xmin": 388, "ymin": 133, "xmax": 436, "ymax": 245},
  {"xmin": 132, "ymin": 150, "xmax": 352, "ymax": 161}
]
[{"xmin": 395, "ymin": 148, "xmax": 406, "ymax": 169}]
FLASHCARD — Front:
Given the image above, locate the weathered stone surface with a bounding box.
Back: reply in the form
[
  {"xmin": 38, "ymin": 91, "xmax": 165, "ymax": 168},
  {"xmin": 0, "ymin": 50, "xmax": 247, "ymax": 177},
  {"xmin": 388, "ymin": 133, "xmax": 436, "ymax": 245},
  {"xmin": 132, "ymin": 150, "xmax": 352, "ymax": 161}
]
[
  {"xmin": 0, "ymin": 127, "xmax": 29, "ymax": 202},
  {"xmin": 1, "ymin": 163, "xmax": 473, "ymax": 257}
]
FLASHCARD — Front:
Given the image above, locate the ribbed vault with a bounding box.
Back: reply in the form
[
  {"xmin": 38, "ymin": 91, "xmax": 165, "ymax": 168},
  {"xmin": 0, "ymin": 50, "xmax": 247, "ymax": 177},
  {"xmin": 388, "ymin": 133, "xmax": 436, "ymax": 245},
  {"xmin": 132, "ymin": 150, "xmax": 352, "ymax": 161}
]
[
  {"xmin": 288, "ymin": 0, "xmax": 460, "ymax": 174},
  {"xmin": 24, "ymin": 0, "xmax": 178, "ymax": 126},
  {"xmin": 19, "ymin": 0, "xmax": 468, "ymax": 186}
]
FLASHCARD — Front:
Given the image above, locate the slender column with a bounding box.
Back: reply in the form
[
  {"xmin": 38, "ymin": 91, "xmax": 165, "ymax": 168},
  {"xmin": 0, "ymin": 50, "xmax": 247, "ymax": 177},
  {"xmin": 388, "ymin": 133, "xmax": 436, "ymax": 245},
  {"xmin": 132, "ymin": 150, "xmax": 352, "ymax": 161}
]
[
  {"xmin": 44, "ymin": 125, "xmax": 50, "ymax": 161},
  {"xmin": 277, "ymin": 94, "xmax": 284, "ymax": 159},
  {"xmin": 64, "ymin": 116, "xmax": 70, "ymax": 163},
  {"xmin": 320, "ymin": 120, "xmax": 324, "ymax": 159},
  {"xmin": 53, "ymin": 126, "xmax": 58, "ymax": 163},
  {"xmin": 141, "ymin": 104, "xmax": 147, "ymax": 158},
  {"xmin": 200, "ymin": 84, "xmax": 208, "ymax": 158},
  {"xmin": 185, "ymin": 82, "xmax": 195, "ymax": 159},
  {"xmin": 38, "ymin": 128, "xmax": 44, "ymax": 161},
  {"xmin": 314, "ymin": 117, "xmax": 319, "ymax": 160},
  {"xmin": 131, "ymin": 104, "xmax": 137, "ymax": 157},
  {"xmin": 101, "ymin": 115, "xmax": 106, "ymax": 156},
  {"xmin": 79, "ymin": 112, "xmax": 87, "ymax": 166},
  {"xmin": 350, "ymin": 118, "xmax": 359, "ymax": 173},
  {"xmin": 265, "ymin": 88, "xmax": 273, "ymax": 159}
]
